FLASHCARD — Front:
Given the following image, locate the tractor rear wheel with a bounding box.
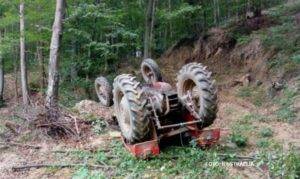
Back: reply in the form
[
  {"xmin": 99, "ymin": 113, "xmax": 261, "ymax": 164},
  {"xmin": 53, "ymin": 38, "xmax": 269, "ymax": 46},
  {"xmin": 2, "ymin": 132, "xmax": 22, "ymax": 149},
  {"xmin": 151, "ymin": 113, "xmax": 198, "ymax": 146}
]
[
  {"xmin": 113, "ymin": 74, "xmax": 150, "ymax": 143},
  {"xmin": 95, "ymin": 76, "xmax": 113, "ymax": 107},
  {"xmin": 141, "ymin": 58, "xmax": 162, "ymax": 84},
  {"xmin": 176, "ymin": 63, "xmax": 218, "ymax": 128}
]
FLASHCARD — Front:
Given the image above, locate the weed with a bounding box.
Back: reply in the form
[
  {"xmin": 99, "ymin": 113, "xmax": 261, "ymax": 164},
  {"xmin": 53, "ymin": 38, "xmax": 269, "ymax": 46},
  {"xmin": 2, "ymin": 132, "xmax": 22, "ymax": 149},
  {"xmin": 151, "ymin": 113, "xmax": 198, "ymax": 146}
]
[
  {"xmin": 72, "ymin": 167, "xmax": 90, "ymax": 179},
  {"xmin": 276, "ymin": 108, "xmax": 296, "ymax": 122},
  {"xmin": 224, "ymin": 106, "xmax": 235, "ymax": 116},
  {"xmin": 255, "ymin": 145, "xmax": 300, "ymax": 178},
  {"xmin": 92, "ymin": 119, "xmax": 106, "ymax": 135},
  {"xmin": 229, "ymin": 132, "xmax": 248, "ymax": 147},
  {"xmin": 0, "ymin": 100, "xmax": 5, "ymax": 108},
  {"xmin": 256, "ymin": 140, "xmax": 270, "ymax": 148},
  {"xmin": 236, "ymin": 86, "xmax": 268, "ymax": 107},
  {"xmin": 276, "ymin": 89, "xmax": 299, "ymax": 122},
  {"xmin": 236, "ymin": 87, "xmax": 252, "ymax": 99},
  {"xmin": 237, "ymin": 34, "xmax": 254, "ymax": 45},
  {"xmin": 19, "ymin": 133, "xmax": 33, "ymax": 142},
  {"xmin": 260, "ymin": 128, "xmax": 273, "ymax": 137}
]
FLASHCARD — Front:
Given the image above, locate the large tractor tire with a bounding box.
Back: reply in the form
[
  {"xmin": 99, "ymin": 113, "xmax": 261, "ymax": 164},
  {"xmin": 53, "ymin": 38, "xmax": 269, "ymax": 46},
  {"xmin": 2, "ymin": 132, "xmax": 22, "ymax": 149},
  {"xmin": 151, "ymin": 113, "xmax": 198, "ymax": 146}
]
[
  {"xmin": 141, "ymin": 58, "xmax": 162, "ymax": 84},
  {"xmin": 113, "ymin": 74, "xmax": 150, "ymax": 143},
  {"xmin": 176, "ymin": 63, "xmax": 218, "ymax": 129},
  {"xmin": 95, "ymin": 76, "xmax": 113, "ymax": 107}
]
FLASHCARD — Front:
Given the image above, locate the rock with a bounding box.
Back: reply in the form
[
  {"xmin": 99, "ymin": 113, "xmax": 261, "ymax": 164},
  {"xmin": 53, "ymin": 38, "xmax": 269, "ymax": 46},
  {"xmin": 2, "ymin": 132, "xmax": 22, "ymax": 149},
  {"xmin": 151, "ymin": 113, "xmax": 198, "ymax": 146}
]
[
  {"xmin": 272, "ymin": 82, "xmax": 284, "ymax": 91},
  {"xmin": 231, "ymin": 73, "xmax": 251, "ymax": 87},
  {"xmin": 108, "ymin": 131, "xmax": 121, "ymax": 138},
  {"xmin": 73, "ymin": 100, "xmax": 113, "ymax": 121}
]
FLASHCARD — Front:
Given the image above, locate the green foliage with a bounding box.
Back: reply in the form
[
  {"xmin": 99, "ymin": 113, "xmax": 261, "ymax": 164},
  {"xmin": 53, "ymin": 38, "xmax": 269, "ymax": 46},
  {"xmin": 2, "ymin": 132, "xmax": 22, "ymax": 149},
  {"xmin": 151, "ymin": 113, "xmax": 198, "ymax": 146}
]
[
  {"xmin": 260, "ymin": 128, "xmax": 273, "ymax": 137},
  {"xmin": 72, "ymin": 167, "xmax": 90, "ymax": 179},
  {"xmin": 230, "ymin": 132, "xmax": 248, "ymax": 147},
  {"xmin": 268, "ymin": 52, "xmax": 300, "ymax": 76},
  {"xmin": 276, "ymin": 89, "xmax": 299, "ymax": 122},
  {"xmin": 92, "ymin": 119, "xmax": 107, "ymax": 135},
  {"xmin": 65, "ymin": 141, "xmax": 227, "ymax": 178},
  {"xmin": 255, "ymin": 145, "xmax": 300, "ymax": 179},
  {"xmin": 256, "ymin": 140, "xmax": 270, "ymax": 148},
  {"xmin": 236, "ymin": 86, "xmax": 268, "ymax": 106}
]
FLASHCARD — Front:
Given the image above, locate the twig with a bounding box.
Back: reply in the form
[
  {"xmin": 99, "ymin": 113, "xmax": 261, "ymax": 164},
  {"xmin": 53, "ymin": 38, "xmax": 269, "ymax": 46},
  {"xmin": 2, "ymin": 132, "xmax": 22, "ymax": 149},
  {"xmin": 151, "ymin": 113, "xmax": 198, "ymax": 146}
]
[
  {"xmin": 69, "ymin": 115, "xmax": 79, "ymax": 135},
  {"xmin": 12, "ymin": 163, "xmax": 115, "ymax": 171},
  {"xmin": 13, "ymin": 113, "xmax": 29, "ymax": 121},
  {"xmin": 0, "ymin": 142, "xmax": 41, "ymax": 149},
  {"xmin": 52, "ymin": 148, "xmax": 111, "ymax": 153},
  {"xmin": 4, "ymin": 121, "xmax": 20, "ymax": 134},
  {"xmin": 217, "ymin": 153, "xmax": 255, "ymax": 160}
]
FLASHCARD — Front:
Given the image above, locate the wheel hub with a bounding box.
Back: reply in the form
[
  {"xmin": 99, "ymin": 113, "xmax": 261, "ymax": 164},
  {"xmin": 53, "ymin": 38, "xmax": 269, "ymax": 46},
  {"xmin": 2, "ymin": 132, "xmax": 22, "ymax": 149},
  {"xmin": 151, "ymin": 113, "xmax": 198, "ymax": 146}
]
[{"xmin": 119, "ymin": 96, "xmax": 131, "ymax": 137}]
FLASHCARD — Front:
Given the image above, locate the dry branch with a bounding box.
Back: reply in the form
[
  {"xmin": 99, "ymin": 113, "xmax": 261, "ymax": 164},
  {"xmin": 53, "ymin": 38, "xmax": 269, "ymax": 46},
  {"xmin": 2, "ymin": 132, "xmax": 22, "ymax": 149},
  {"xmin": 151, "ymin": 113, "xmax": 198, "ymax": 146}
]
[
  {"xmin": 12, "ymin": 163, "xmax": 115, "ymax": 171},
  {"xmin": 0, "ymin": 142, "xmax": 41, "ymax": 149},
  {"xmin": 4, "ymin": 121, "xmax": 20, "ymax": 134}
]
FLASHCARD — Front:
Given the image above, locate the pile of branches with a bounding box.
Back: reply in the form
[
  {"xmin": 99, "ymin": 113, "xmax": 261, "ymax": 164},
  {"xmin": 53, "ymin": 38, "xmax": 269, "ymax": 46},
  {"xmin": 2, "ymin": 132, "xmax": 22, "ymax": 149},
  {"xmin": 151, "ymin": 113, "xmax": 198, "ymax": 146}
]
[{"xmin": 7, "ymin": 105, "xmax": 98, "ymax": 140}]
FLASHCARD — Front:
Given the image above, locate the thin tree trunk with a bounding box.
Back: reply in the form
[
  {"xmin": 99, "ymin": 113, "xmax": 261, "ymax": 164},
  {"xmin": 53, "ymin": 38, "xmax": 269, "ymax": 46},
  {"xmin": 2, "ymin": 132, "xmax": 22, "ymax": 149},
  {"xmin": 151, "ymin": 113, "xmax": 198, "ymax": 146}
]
[
  {"xmin": 37, "ymin": 41, "xmax": 45, "ymax": 95},
  {"xmin": 46, "ymin": 0, "xmax": 65, "ymax": 121},
  {"xmin": 143, "ymin": 0, "xmax": 156, "ymax": 59},
  {"xmin": 70, "ymin": 39, "xmax": 77, "ymax": 82},
  {"xmin": 20, "ymin": 0, "xmax": 30, "ymax": 105},
  {"xmin": 14, "ymin": 47, "xmax": 18, "ymax": 104},
  {"xmin": 213, "ymin": 0, "xmax": 220, "ymax": 25},
  {"xmin": 168, "ymin": 0, "xmax": 172, "ymax": 40},
  {"xmin": 0, "ymin": 31, "xmax": 4, "ymax": 103},
  {"xmin": 202, "ymin": 0, "xmax": 207, "ymax": 30}
]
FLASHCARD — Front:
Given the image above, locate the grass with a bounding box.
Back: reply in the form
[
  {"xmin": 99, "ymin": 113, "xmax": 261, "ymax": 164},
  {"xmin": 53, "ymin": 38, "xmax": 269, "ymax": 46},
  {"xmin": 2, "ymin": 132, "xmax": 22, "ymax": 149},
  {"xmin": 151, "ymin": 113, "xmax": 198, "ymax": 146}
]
[
  {"xmin": 66, "ymin": 141, "xmax": 228, "ymax": 178},
  {"xmin": 276, "ymin": 89, "xmax": 299, "ymax": 122},
  {"xmin": 260, "ymin": 128, "xmax": 273, "ymax": 137},
  {"xmin": 236, "ymin": 86, "xmax": 269, "ymax": 107},
  {"xmin": 230, "ymin": 132, "xmax": 248, "ymax": 147},
  {"xmin": 255, "ymin": 145, "xmax": 300, "ymax": 179}
]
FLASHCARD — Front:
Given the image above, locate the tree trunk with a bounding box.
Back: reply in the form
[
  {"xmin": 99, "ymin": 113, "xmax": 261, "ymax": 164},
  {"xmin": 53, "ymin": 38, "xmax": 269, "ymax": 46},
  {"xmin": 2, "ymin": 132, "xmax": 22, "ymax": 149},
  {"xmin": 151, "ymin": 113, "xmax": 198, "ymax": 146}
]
[
  {"xmin": 45, "ymin": 0, "xmax": 65, "ymax": 121},
  {"xmin": 143, "ymin": 0, "xmax": 156, "ymax": 59},
  {"xmin": 0, "ymin": 31, "xmax": 4, "ymax": 103},
  {"xmin": 37, "ymin": 41, "xmax": 45, "ymax": 94},
  {"xmin": 70, "ymin": 39, "xmax": 77, "ymax": 82},
  {"xmin": 213, "ymin": 0, "xmax": 220, "ymax": 25},
  {"xmin": 14, "ymin": 46, "xmax": 18, "ymax": 103},
  {"xmin": 20, "ymin": 0, "xmax": 30, "ymax": 105}
]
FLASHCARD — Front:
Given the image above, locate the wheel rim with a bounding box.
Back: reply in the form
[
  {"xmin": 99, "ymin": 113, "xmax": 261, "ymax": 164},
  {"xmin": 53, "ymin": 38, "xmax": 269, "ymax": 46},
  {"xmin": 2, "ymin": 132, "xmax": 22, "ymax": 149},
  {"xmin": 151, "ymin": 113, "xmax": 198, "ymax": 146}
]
[
  {"xmin": 96, "ymin": 83, "xmax": 108, "ymax": 104},
  {"xmin": 142, "ymin": 65, "xmax": 155, "ymax": 84},
  {"xmin": 116, "ymin": 91, "xmax": 132, "ymax": 138},
  {"xmin": 182, "ymin": 79, "xmax": 201, "ymax": 113}
]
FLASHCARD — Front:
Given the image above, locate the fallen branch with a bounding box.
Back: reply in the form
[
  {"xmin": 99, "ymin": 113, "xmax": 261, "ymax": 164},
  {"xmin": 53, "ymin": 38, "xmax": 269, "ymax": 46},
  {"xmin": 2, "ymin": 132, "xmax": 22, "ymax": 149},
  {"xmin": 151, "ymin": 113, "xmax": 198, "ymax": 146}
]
[
  {"xmin": 12, "ymin": 163, "xmax": 115, "ymax": 171},
  {"xmin": 52, "ymin": 148, "xmax": 111, "ymax": 153},
  {"xmin": 217, "ymin": 153, "xmax": 255, "ymax": 160},
  {"xmin": 0, "ymin": 142, "xmax": 41, "ymax": 149},
  {"xmin": 4, "ymin": 121, "xmax": 20, "ymax": 134}
]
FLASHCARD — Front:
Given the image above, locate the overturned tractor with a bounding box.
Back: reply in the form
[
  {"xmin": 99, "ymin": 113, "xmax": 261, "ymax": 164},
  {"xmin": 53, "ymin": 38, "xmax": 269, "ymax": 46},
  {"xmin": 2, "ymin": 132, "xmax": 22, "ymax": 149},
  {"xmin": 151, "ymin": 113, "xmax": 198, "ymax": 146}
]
[{"xmin": 95, "ymin": 59, "xmax": 219, "ymax": 158}]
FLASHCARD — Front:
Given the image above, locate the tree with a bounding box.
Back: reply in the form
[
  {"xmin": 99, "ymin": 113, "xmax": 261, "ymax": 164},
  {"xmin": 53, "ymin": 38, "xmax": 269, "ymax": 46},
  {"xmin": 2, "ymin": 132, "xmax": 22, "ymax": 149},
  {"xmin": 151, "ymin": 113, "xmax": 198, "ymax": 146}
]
[
  {"xmin": 0, "ymin": 30, "xmax": 3, "ymax": 103},
  {"xmin": 144, "ymin": 0, "xmax": 156, "ymax": 58},
  {"xmin": 45, "ymin": 0, "xmax": 65, "ymax": 120},
  {"xmin": 19, "ymin": 0, "xmax": 30, "ymax": 105}
]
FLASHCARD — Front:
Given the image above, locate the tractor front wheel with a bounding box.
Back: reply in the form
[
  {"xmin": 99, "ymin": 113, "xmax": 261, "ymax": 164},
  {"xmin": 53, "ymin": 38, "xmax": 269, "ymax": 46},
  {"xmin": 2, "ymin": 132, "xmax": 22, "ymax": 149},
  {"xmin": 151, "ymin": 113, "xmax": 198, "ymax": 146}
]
[
  {"xmin": 95, "ymin": 76, "xmax": 113, "ymax": 107},
  {"xmin": 113, "ymin": 74, "xmax": 150, "ymax": 143},
  {"xmin": 141, "ymin": 58, "xmax": 162, "ymax": 84},
  {"xmin": 176, "ymin": 63, "xmax": 218, "ymax": 129}
]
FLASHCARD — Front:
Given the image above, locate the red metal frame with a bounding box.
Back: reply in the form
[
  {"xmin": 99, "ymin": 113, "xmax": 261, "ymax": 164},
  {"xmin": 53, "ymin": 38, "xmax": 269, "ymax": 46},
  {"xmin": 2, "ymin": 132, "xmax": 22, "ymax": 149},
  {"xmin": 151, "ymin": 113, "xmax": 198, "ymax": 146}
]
[
  {"xmin": 122, "ymin": 128, "xmax": 220, "ymax": 158},
  {"xmin": 122, "ymin": 137, "xmax": 160, "ymax": 159}
]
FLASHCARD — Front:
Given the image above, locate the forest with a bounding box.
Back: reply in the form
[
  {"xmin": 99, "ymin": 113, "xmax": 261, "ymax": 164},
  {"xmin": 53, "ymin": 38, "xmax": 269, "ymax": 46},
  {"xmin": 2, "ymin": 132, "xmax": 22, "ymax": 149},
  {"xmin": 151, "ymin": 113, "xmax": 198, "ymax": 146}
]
[{"xmin": 0, "ymin": 0, "xmax": 299, "ymax": 178}]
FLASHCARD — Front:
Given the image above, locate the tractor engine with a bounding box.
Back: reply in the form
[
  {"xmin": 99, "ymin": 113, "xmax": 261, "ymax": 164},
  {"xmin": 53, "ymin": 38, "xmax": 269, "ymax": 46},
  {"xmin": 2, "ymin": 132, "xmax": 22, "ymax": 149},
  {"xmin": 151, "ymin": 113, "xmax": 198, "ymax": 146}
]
[{"xmin": 143, "ymin": 82, "xmax": 180, "ymax": 117}]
